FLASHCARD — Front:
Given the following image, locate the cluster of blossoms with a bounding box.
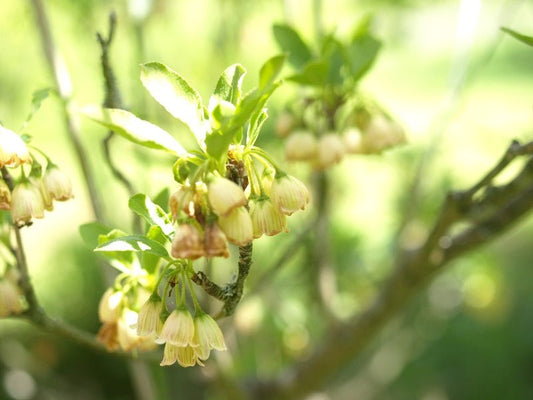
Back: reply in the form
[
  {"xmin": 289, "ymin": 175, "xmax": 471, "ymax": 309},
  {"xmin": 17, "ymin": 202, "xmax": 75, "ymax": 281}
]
[
  {"xmin": 0, "ymin": 124, "xmax": 74, "ymax": 227},
  {"xmin": 169, "ymin": 146, "xmax": 310, "ymax": 260},
  {"xmin": 97, "ymin": 261, "xmax": 226, "ymax": 367},
  {"xmin": 276, "ymin": 99, "xmax": 406, "ymax": 170}
]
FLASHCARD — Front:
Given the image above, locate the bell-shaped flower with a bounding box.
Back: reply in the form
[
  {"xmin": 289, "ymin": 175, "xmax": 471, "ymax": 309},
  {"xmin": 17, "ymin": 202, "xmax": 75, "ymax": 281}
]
[
  {"xmin": 285, "ymin": 130, "xmax": 317, "ymax": 162},
  {"xmin": 249, "ymin": 197, "xmax": 287, "ymax": 238},
  {"xmin": 315, "ymin": 133, "xmax": 345, "ymax": 169},
  {"xmin": 169, "ymin": 185, "xmax": 194, "ymax": 220},
  {"xmin": 207, "ymin": 176, "xmax": 246, "ymax": 217},
  {"xmin": 218, "ymin": 206, "xmax": 253, "ymax": 246},
  {"xmin": 0, "ymin": 179, "xmax": 11, "ymax": 211},
  {"xmin": 98, "ymin": 288, "xmax": 124, "ymax": 323},
  {"xmin": 160, "ymin": 343, "xmax": 204, "ymax": 367},
  {"xmin": 159, "ymin": 306, "xmax": 196, "ymax": 347},
  {"xmin": 30, "ymin": 177, "xmax": 53, "ymax": 212},
  {"xmin": 10, "ymin": 180, "xmax": 45, "ymax": 226},
  {"xmin": 171, "ymin": 223, "xmax": 205, "ymax": 260},
  {"xmin": 137, "ymin": 294, "xmax": 164, "ymax": 336},
  {"xmin": 343, "ymin": 128, "xmax": 363, "ymax": 154},
  {"xmin": 43, "ymin": 165, "xmax": 74, "ymax": 201},
  {"xmin": 0, "ymin": 125, "xmax": 32, "ymax": 168},
  {"xmin": 192, "ymin": 311, "xmax": 227, "ymax": 361},
  {"xmin": 204, "ymin": 223, "xmax": 229, "ymax": 258},
  {"xmin": 270, "ymin": 174, "xmax": 310, "ymax": 216},
  {"xmin": 0, "ymin": 277, "xmax": 24, "ymax": 317}
]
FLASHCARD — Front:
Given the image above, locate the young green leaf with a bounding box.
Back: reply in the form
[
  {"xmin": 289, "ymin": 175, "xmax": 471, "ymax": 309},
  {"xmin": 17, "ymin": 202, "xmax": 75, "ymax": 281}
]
[
  {"xmin": 23, "ymin": 88, "xmax": 52, "ymax": 127},
  {"xmin": 96, "ymin": 229, "xmax": 136, "ymax": 271},
  {"xmin": 321, "ymin": 35, "xmax": 344, "ymax": 86},
  {"xmin": 287, "ymin": 60, "xmax": 328, "ymax": 86},
  {"xmin": 141, "ymin": 225, "xmax": 168, "ymax": 273},
  {"xmin": 346, "ymin": 34, "xmax": 381, "ymax": 82},
  {"xmin": 141, "ymin": 62, "xmax": 207, "ymax": 144},
  {"xmin": 96, "ymin": 234, "xmax": 169, "ymax": 258},
  {"xmin": 501, "ymin": 27, "xmax": 533, "ymax": 47},
  {"xmin": 81, "ymin": 105, "xmax": 187, "ymax": 155},
  {"xmin": 128, "ymin": 193, "xmax": 174, "ymax": 237},
  {"xmin": 273, "ymin": 23, "xmax": 313, "ymax": 68},
  {"xmin": 79, "ymin": 221, "xmax": 113, "ymax": 249},
  {"xmin": 246, "ymin": 109, "xmax": 268, "ymax": 146},
  {"xmin": 213, "ymin": 64, "xmax": 246, "ymax": 105},
  {"xmin": 259, "ymin": 54, "xmax": 286, "ymax": 89}
]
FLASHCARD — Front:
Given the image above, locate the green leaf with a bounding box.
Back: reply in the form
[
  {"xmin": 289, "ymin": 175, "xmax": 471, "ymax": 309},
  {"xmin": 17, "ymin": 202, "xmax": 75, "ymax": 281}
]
[
  {"xmin": 23, "ymin": 88, "xmax": 52, "ymax": 126},
  {"xmin": 501, "ymin": 27, "xmax": 533, "ymax": 47},
  {"xmin": 141, "ymin": 62, "xmax": 206, "ymax": 144},
  {"xmin": 79, "ymin": 222, "xmax": 113, "ymax": 249},
  {"xmin": 321, "ymin": 35, "xmax": 344, "ymax": 86},
  {"xmin": 246, "ymin": 109, "xmax": 268, "ymax": 146},
  {"xmin": 205, "ymin": 128, "xmax": 238, "ymax": 160},
  {"xmin": 287, "ymin": 60, "xmax": 328, "ymax": 86},
  {"xmin": 81, "ymin": 105, "xmax": 187, "ymax": 156},
  {"xmin": 346, "ymin": 34, "xmax": 381, "ymax": 82},
  {"xmin": 128, "ymin": 193, "xmax": 174, "ymax": 237},
  {"xmin": 96, "ymin": 235, "xmax": 169, "ymax": 258},
  {"xmin": 213, "ymin": 64, "xmax": 246, "ymax": 105},
  {"xmin": 97, "ymin": 229, "xmax": 136, "ymax": 271},
  {"xmin": 273, "ymin": 23, "xmax": 313, "ymax": 68},
  {"xmin": 259, "ymin": 54, "xmax": 286, "ymax": 89},
  {"xmin": 153, "ymin": 187, "xmax": 170, "ymax": 210},
  {"xmin": 141, "ymin": 225, "xmax": 167, "ymax": 273}
]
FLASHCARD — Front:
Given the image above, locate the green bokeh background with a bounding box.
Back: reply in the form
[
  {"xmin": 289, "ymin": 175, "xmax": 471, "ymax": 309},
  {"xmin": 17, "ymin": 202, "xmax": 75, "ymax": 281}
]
[{"xmin": 1, "ymin": 0, "xmax": 532, "ymax": 399}]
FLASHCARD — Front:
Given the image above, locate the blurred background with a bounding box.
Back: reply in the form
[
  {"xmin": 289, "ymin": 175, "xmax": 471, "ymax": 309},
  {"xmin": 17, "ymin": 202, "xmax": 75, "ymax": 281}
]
[{"xmin": 1, "ymin": 0, "xmax": 533, "ymax": 399}]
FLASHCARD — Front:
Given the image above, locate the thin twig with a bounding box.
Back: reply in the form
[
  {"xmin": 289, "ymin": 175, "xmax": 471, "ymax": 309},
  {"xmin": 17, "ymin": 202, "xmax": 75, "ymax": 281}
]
[
  {"xmin": 96, "ymin": 12, "xmax": 142, "ymax": 234},
  {"xmin": 29, "ymin": 0, "xmax": 105, "ymax": 222}
]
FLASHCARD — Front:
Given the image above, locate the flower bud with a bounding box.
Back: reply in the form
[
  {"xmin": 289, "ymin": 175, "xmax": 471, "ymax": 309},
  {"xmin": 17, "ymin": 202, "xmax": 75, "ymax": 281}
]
[
  {"xmin": 271, "ymin": 174, "xmax": 310, "ymax": 215},
  {"xmin": 97, "ymin": 321, "xmax": 119, "ymax": 351},
  {"xmin": 43, "ymin": 166, "xmax": 73, "ymax": 201},
  {"xmin": 204, "ymin": 223, "xmax": 229, "ymax": 258},
  {"xmin": 285, "ymin": 130, "xmax": 318, "ymax": 162},
  {"xmin": 218, "ymin": 206, "xmax": 253, "ymax": 246},
  {"xmin": 0, "ymin": 179, "xmax": 11, "ymax": 211},
  {"xmin": 10, "ymin": 181, "xmax": 45, "ymax": 226},
  {"xmin": 171, "ymin": 223, "xmax": 205, "ymax": 260},
  {"xmin": 343, "ymin": 128, "xmax": 363, "ymax": 154},
  {"xmin": 315, "ymin": 133, "xmax": 345, "ymax": 169},
  {"xmin": 0, "ymin": 125, "xmax": 31, "ymax": 168},
  {"xmin": 98, "ymin": 288, "xmax": 124, "ymax": 323},
  {"xmin": 249, "ymin": 197, "xmax": 287, "ymax": 238},
  {"xmin": 275, "ymin": 111, "xmax": 296, "ymax": 138},
  {"xmin": 207, "ymin": 177, "xmax": 247, "ymax": 217},
  {"xmin": 193, "ymin": 311, "xmax": 227, "ymax": 360}
]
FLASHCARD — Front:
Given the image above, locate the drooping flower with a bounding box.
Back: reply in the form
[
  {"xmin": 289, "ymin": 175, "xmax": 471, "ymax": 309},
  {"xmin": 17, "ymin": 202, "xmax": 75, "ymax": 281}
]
[
  {"xmin": 137, "ymin": 294, "xmax": 164, "ymax": 336},
  {"xmin": 98, "ymin": 288, "xmax": 124, "ymax": 323},
  {"xmin": 0, "ymin": 277, "xmax": 24, "ymax": 317},
  {"xmin": 315, "ymin": 133, "xmax": 345, "ymax": 169},
  {"xmin": 270, "ymin": 174, "xmax": 310, "ymax": 216},
  {"xmin": 207, "ymin": 176, "xmax": 247, "ymax": 217},
  {"xmin": 204, "ymin": 223, "xmax": 229, "ymax": 258},
  {"xmin": 249, "ymin": 197, "xmax": 287, "ymax": 238},
  {"xmin": 0, "ymin": 125, "xmax": 32, "ymax": 168},
  {"xmin": 169, "ymin": 185, "xmax": 194, "ymax": 220},
  {"xmin": 192, "ymin": 311, "xmax": 227, "ymax": 361},
  {"xmin": 30, "ymin": 176, "xmax": 53, "ymax": 211},
  {"xmin": 159, "ymin": 307, "xmax": 196, "ymax": 347},
  {"xmin": 0, "ymin": 179, "xmax": 11, "ymax": 210},
  {"xmin": 10, "ymin": 180, "xmax": 45, "ymax": 226},
  {"xmin": 217, "ymin": 206, "xmax": 253, "ymax": 246},
  {"xmin": 343, "ymin": 128, "xmax": 363, "ymax": 154},
  {"xmin": 160, "ymin": 343, "xmax": 204, "ymax": 367},
  {"xmin": 285, "ymin": 130, "xmax": 317, "ymax": 162},
  {"xmin": 171, "ymin": 223, "xmax": 205, "ymax": 260},
  {"xmin": 42, "ymin": 165, "xmax": 74, "ymax": 201}
]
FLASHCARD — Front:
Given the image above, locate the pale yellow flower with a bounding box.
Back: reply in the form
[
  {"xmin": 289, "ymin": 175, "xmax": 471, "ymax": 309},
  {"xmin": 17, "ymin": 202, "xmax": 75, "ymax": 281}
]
[{"xmin": 208, "ymin": 176, "xmax": 246, "ymax": 217}]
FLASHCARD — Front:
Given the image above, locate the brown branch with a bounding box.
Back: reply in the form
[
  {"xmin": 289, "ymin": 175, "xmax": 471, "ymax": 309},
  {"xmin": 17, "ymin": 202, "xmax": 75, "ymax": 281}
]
[{"xmin": 250, "ymin": 140, "xmax": 533, "ymax": 400}]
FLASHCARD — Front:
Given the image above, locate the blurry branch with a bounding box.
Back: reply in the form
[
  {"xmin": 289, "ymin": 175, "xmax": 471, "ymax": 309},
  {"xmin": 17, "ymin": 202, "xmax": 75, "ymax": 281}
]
[
  {"xmin": 29, "ymin": 0, "xmax": 105, "ymax": 222},
  {"xmin": 250, "ymin": 139, "xmax": 533, "ymax": 400},
  {"xmin": 96, "ymin": 12, "xmax": 141, "ymax": 234},
  {"xmin": 192, "ymin": 243, "xmax": 254, "ymax": 318}
]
